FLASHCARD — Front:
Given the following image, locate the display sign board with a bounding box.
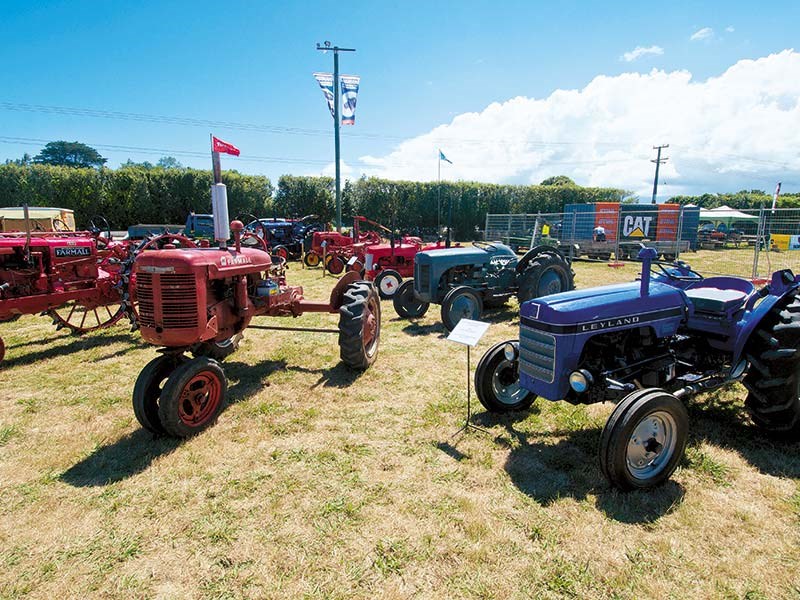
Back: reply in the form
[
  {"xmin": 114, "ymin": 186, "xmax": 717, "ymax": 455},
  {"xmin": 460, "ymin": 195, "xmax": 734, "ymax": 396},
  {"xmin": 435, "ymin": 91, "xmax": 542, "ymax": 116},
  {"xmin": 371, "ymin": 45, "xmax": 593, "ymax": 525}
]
[{"xmin": 446, "ymin": 319, "xmax": 490, "ymax": 347}]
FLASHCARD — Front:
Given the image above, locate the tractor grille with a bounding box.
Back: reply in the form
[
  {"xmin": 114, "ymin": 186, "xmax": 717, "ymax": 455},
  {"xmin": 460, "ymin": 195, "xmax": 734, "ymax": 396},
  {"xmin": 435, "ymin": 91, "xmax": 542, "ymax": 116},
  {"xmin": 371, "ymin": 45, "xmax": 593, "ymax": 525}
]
[
  {"xmin": 136, "ymin": 272, "xmax": 198, "ymax": 329},
  {"xmin": 519, "ymin": 324, "xmax": 556, "ymax": 383},
  {"xmin": 417, "ymin": 263, "xmax": 430, "ymax": 294}
]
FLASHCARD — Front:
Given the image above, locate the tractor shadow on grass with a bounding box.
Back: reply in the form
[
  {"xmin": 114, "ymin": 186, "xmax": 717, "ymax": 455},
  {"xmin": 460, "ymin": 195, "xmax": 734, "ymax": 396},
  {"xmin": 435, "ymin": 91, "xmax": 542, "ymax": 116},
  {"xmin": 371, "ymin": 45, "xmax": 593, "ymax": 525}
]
[
  {"xmin": 400, "ymin": 321, "xmax": 445, "ymax": 337},
  {"xmin": 2, "ymin": 333, "xmax": 138, "ymax": 369},
  {"xmin": 226, "ymin": 358, "xmax": 365, "ymax": 392},
  {"xmin": 685, "ymin": 390, "xmax": 800, "ymax": 479},
  {"xmin": 60, "ymin": 429, "xmax": 181, "ymax": 487},
  {"xmin": 473, "ymin": 411, "xmax": 685, "ymax": 525}
]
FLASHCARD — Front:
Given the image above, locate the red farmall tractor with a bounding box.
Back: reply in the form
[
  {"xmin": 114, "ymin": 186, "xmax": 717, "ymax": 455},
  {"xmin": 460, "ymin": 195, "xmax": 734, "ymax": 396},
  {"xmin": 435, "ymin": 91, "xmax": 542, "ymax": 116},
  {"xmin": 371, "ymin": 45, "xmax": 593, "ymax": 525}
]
[
  {"xmin": 131, "ymin": 220, "xmax": 381, "ymax": 438},
  {"xmin": 0, "ymin": 217, "xmax": 138, "ymax": 362},
  {"xmin": 303, "ymin": 216, "xmax": 385, "ymax": 273}
]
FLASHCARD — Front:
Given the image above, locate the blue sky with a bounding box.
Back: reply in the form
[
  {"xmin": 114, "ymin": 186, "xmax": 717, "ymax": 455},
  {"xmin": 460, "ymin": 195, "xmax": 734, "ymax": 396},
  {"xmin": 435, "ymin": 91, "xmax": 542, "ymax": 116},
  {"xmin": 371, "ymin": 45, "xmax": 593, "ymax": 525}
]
[{"xmin": 1, "ymin": 0, "xmax": 798, "ymax": 197}]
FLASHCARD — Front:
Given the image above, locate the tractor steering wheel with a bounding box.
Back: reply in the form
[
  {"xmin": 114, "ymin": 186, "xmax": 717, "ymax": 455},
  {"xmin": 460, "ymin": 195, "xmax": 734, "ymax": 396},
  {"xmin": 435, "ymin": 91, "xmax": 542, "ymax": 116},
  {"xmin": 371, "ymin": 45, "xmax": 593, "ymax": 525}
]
[
  {"xmin": 472, "ymin": 241, "xmax": 499, "ymax": 252},
  {"xmin": 89, "ymin": 215, "xmax": 112, "ymax": 248},
  {"xmin": 652, "ymin": 261, "xmax": 703, "ymax": 282},
  {"xmin": 137, "ymin": 233, "xmax": 197, "ymax": 252},
  {"xmin": 240, "ymin": 231, "xmax": 269, "ymax": 252},
  {"xmin": 238, "ymin": 213, "xmax": 266, "ymax": 238},
  {"xmin": 52, "ymin": 218, "xmax": 72, "ymax": 232}
]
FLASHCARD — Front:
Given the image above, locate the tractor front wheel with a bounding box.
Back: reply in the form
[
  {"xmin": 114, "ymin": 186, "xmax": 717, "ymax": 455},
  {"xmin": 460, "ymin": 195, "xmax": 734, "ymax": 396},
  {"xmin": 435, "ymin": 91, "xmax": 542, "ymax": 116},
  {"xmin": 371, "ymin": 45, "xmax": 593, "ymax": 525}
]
[
  {"xmin": 304, "ymin": 251, "xmax": 321, "ymax": 268},
  {"xmin": 599, "ymin": 388, "xmax": 688, "ymax": 491},
  {"xmin": 133, "ymin": 354, "xmax": 187, "ymax": 434},
  {"xmin": 743, "ymin": 289, "xmax": 800, "ymax": 438},
  {"xmin": 374, "ymin": 269, "xmax": 403, "ymax": 300},
  {"xmin": 441, "ymin": 286, "xmax": 483, "ymax": 331},
  {"xmin": 517, "ymin": 254, "xmax": 574, "ymax": 304},
  {"xmin": 158, "ymin": 357, "xmax": 227, "ymax": 438},
  {"xmin": 475, "ymin": 340, "xmax": 536, "ymax": 412},
  {"xmin": 338, "ymin": 281, "xmax": 381, "ymax": 370},
  {"xmin": 190, "ymin": 334, "xmax": 243, "ymax": 361},
  {"xmin": 326, "ymin": 254, "xmax": 345, "ymax": 275},
  {"xmin": 393, "ymin": 280, "xmax": 429, "ymax": 318}
]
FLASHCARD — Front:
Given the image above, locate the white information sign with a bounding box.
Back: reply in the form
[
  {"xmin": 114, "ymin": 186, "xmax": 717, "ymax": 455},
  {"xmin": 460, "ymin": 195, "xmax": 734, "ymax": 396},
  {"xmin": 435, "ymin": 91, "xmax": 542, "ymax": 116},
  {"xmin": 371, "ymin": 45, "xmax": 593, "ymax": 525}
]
[{"xmin": 446, "ymin": 319, "xmax": 490, "ymax": 347}]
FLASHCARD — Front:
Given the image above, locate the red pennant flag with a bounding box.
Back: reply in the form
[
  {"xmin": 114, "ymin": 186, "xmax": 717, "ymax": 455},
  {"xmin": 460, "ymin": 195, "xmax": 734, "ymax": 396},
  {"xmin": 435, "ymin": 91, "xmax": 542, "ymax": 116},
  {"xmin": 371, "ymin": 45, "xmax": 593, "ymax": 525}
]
[{"xmin": 212, "ymin": 136, "xmax": 240, "ymax": 156}]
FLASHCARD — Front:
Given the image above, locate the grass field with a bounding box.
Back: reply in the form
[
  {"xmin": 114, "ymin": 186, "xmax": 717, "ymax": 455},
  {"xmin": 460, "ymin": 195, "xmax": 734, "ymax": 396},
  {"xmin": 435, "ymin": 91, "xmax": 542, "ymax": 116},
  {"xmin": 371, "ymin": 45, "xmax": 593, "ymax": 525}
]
[{"xmin": 1, "ymin": 252, "xmax": 799, "ymax": 599}]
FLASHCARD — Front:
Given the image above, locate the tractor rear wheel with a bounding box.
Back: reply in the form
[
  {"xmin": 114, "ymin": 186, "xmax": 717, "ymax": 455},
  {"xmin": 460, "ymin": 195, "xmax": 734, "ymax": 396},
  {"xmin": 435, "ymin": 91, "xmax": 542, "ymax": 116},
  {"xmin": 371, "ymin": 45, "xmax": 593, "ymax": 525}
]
[
  {"xmin": 517, "ymin": 253, "xmax": 574, "ymax": 304},
  {"xmin": 338, "ymin": 282, "xmax": 381, "ymax": 370},
  {"xmin": 272, "ymin": 245, "xmax": 289, "ymax": 261},
  {"xmin": 304, "ymin": 251, "xmax": 321, "ymax": 268},
  {"xmin": 441, "ymin": 286, "xmax": 483, "ymax": 331},
  {"xmin": 0, "ymin": 337, "xmax": 5, "ymax": 363},
  {"xmin": 50, "ymin": 300, "xmax": 125, "ymax": 334},
  {"xmin": 743, "ymin": 290, "xmax": 800, "ymax": 438},
  {"xmin": 133, "ymin": 354, "xmax": 187, "ymax": 434},
  {"xmin": 190, "ymin": 334, "xmax": 243, "ymax": 361},
  {"xmin": 475, "ymin": 341, "xmax": 535, "ymax": 412},
  {"xmin": 393, "ymin": 280, "xmax": 429, "ymax": 318},
  {"xmin": 158, "ymin": 357, "xmax": 227, "ymax": 438},
  {"xmin": 599, "ymin": 388, "xmax": 688, "ymax": 491},
  {"xmin": 374, "ymin": 269, "xmax": 403, "ymax": 300}
]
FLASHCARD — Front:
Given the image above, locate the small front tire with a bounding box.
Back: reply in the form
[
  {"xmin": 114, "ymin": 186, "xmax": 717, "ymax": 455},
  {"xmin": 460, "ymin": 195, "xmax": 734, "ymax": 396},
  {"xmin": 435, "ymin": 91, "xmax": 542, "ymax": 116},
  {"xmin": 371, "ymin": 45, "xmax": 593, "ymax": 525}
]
[
  {"xmin": 441, "ymin": 286, "xmax": 483, "ymax": 331},
  {"xmin": 475, "ymin": 341, "xmax": 536, "ymax": 412},
  {"xmin": 393, "ymin": 280, "xmax": 430, "ymax": 318},
  {"xmin": 158, "ymin": 357, "xmax": 227, "ymax": 438},
  {"xmin": 599, "ymin": 388, "xmax": 688, "ymax": 491},
  {"xmin": 374, "ymin": 269, "xmax": 403, "ymax": 300}
]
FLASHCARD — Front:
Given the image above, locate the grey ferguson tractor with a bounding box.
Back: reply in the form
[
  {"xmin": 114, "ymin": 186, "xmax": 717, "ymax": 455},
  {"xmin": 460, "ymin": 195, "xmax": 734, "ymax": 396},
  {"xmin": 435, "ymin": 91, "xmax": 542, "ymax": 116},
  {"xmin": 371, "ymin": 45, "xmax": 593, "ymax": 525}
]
[
  {"xmin": 392, "ymin": 242, "xmax": 574, "ymax": 330},
  {"xmin": 476, "ymin": 247, "xmax": 800, "ymax": 491}
]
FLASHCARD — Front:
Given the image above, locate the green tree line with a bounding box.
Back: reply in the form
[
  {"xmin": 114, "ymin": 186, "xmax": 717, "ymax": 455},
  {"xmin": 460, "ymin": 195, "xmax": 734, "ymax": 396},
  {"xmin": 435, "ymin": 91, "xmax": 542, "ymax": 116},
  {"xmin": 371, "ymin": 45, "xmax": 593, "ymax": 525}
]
[
  {"xmin": 670, "ymin": 189, "xmax": 800, "ymax": 210},
  {"xmin": 0, "ymin": 164, "xmax": 274, "ymax": 228}
]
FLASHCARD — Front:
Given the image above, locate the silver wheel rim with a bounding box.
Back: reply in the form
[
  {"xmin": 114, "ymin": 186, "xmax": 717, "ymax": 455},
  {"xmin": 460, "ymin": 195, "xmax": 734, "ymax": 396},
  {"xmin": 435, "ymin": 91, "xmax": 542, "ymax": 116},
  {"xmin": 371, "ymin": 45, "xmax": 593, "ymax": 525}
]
[
  {"xmin": 626, "ymin": 410, "xmax": 678, "ymax": 480},
  {"xmin": 491, "ymin": 359, "xmax": 526, "ymax": 405},
  {"xmin": 379, "ymin": 274, "xmax": 400, "ymax": 296}
]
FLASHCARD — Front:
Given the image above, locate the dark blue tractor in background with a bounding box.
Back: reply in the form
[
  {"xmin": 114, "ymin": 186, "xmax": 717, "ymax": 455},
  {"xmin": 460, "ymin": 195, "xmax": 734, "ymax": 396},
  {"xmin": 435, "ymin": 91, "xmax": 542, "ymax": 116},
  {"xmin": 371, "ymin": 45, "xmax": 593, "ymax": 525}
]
[
  {"xmin": 392, "ymin": 242, "xmax": 575, "ymax": 330},
  {"xmin": 476, "ymin": 248, "xmax": 800, "ymax": 490}
]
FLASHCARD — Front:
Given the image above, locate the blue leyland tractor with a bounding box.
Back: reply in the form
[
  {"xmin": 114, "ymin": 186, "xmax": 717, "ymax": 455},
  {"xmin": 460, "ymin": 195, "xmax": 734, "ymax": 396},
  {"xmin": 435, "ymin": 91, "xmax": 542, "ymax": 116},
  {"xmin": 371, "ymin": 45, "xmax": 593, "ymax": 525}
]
[
  {"xmin": 475, "ymin": 247, "xmax": 800, "ymax": 491},
  {"xmin": 392, "ymin": 242, "xmax": 574, "ymax": 330}
]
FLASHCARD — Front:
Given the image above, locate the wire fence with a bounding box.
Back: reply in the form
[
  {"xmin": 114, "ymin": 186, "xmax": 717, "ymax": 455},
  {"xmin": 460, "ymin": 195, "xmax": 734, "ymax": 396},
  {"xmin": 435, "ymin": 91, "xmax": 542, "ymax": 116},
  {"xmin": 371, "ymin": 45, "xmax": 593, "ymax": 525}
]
[{"xmin": 486, "ymin": 206, "xmax": 800, "ymax": 282}]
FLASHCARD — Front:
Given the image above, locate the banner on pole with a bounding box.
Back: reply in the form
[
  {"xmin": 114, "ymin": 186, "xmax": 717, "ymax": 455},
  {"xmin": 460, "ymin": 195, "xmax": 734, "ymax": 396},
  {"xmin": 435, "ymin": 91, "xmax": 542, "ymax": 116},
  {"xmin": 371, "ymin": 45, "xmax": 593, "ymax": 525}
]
[
  {"xmin": 313, "ymin": 72, "xmax": 336, "ymax": 119},
  {"xmin": 340, "ymin": 75, "xmax": 360, "ymax": 125}
]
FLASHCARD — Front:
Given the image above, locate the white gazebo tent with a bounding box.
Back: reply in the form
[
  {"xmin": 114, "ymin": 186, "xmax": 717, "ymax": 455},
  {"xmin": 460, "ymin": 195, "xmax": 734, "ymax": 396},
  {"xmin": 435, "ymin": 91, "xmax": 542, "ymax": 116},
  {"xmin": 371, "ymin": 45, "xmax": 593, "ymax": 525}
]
[{"xmin": 698, "ymin": 205, "xmax": 759, "ymax": 229}]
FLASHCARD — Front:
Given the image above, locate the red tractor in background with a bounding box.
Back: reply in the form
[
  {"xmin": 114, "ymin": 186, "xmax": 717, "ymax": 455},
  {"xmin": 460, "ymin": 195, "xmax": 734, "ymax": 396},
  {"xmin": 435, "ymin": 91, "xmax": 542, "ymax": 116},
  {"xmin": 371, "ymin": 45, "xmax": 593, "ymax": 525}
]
[
  {"xmin": 347, "ymin": 236, "xmax": 455, "ymax": 299},
  {"xmin": 0, "ymin": 215, "xmax": 138, "ymax": 362},
  {"xmin": 131, "ymin": 220, "xmax": 381, "ymax": 438},
  {"xmin": 303, "ymin": 216, "xmax": 386, "ymax": 272}
]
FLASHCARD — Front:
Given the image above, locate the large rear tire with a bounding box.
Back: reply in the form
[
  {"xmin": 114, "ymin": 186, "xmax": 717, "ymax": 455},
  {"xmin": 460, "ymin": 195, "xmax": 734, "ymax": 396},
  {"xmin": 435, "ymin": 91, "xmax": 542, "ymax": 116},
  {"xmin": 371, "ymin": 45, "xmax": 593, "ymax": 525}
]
[
  {"xmin": 441, "ymin": 286, "xmax": 483, "ymax": 331},
  {"xmin": 743, "ymin": 290, "xmax": 800, "ymax": 438},
  {"xmin": 393, "ymin": 279, "xmax": 429, "ymax": 318},
  {"xmin": 158, "ymin": 357, "xmax": 227, "ymax": 438},
  {"xmin": 599, "ymin": 388, "xmax": 688, "ymax": 491},
  {"xmin": 338, "ymin": 282, "xmax": 381, "ymax": 370},
  {"xmin": 517, "ymin": 253, "xmax": 574, "ymax": 304},
  {"xmin": 475, "ymin": 341, "xmax": 536, "ymax": 412}
]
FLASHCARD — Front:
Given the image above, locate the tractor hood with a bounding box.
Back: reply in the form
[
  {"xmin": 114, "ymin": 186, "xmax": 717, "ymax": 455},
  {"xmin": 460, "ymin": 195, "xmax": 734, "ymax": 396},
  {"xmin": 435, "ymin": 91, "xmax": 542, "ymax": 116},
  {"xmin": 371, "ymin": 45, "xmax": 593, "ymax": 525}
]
[
  {"xmin": 520, "ymin": 280, "xmax": 687, "ymax": 336},
  {"xmin": 415, "ymin": 244, "xmax": 514, "ymax": 266}
]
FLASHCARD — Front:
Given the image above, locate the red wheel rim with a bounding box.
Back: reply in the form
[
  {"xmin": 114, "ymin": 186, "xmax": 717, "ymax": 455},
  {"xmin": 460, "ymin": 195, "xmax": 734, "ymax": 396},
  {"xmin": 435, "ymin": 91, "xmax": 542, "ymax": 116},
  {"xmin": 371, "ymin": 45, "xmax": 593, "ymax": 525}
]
[
  {"xmin": 362, "ymin": 295, "xmax": 379, "ymax": 354},
  {"xmin": 277, "ymin": 248, "xmax": 288, "ymax": 259},
  {"xmin": 177, "ymin": 370, "xmax": 223, "ymax": 427}
]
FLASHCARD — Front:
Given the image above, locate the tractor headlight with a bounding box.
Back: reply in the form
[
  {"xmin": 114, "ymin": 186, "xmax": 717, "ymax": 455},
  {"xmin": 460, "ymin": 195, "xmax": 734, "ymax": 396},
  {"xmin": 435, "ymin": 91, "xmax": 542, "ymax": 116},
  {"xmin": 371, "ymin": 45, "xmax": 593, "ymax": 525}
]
[
  {"xmin": 569, "ymin": 370, "xmax": 593, "ymax": 393},
  {"xmin": 503, "ymin": 342, "xmax": 518, "ymax": 361}
]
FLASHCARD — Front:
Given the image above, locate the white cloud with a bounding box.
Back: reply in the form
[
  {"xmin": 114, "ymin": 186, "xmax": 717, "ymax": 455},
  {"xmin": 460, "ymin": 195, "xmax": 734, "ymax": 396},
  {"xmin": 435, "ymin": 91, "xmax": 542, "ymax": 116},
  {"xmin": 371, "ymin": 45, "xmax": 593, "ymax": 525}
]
[
  {"xmin": 620, "ymin": 45, "xmax": 664, "ymax": 62},
  {"xmin": 359, "ymin": 50, "xmax": 800, "ymax": 197},
  {"xmin": 691, "ymin": 27, "xmax": 714, "ymax": 41},
  {"xmin": 725, "ymin": 26, "xmax": 735, "ymax": 33}
]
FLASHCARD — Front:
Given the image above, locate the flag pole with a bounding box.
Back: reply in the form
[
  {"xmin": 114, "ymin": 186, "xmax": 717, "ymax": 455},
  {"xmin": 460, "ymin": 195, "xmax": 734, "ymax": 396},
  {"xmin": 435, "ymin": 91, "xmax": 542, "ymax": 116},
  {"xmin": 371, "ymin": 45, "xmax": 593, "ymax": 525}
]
[{"xmin": 437, "ymin": 151, "xmax": 441, "ymax": 238}]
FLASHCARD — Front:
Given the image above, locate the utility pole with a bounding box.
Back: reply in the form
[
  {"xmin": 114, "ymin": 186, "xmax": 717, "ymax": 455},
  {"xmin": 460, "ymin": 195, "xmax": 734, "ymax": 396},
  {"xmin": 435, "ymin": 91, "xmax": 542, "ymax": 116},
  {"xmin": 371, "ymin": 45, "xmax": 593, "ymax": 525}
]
[
  {"xmin": 316, "ymin": 41, "xmax": 355, "ymax": 233},
  {"xmin": 651, "ymin": 144, "xmax": 669, "ymax": 205}
]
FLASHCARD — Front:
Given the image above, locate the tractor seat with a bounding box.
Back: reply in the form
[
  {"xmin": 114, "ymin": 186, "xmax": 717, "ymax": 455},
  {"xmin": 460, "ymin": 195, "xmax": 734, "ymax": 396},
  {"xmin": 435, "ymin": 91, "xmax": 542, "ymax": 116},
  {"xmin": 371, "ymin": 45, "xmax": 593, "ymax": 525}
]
[{"xmin": 685, "ymin": 287, "xmax": 747, "ymax": 314}]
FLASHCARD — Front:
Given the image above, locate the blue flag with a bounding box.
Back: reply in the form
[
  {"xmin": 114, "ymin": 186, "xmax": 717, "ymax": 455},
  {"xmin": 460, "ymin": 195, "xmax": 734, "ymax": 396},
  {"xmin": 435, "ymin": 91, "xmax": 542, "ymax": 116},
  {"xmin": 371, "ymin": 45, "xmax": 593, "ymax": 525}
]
[{"xmin": 439, "ymin": 150, "xmax": 452, "ymax": 164}]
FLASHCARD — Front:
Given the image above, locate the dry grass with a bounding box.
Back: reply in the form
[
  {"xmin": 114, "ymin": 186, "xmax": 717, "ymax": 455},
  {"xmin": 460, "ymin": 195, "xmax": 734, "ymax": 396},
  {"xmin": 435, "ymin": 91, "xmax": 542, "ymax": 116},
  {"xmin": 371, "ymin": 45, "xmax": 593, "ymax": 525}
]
[{"xmin": 1, "ymin": 251, "xmax": 799, "ymax": 599}]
